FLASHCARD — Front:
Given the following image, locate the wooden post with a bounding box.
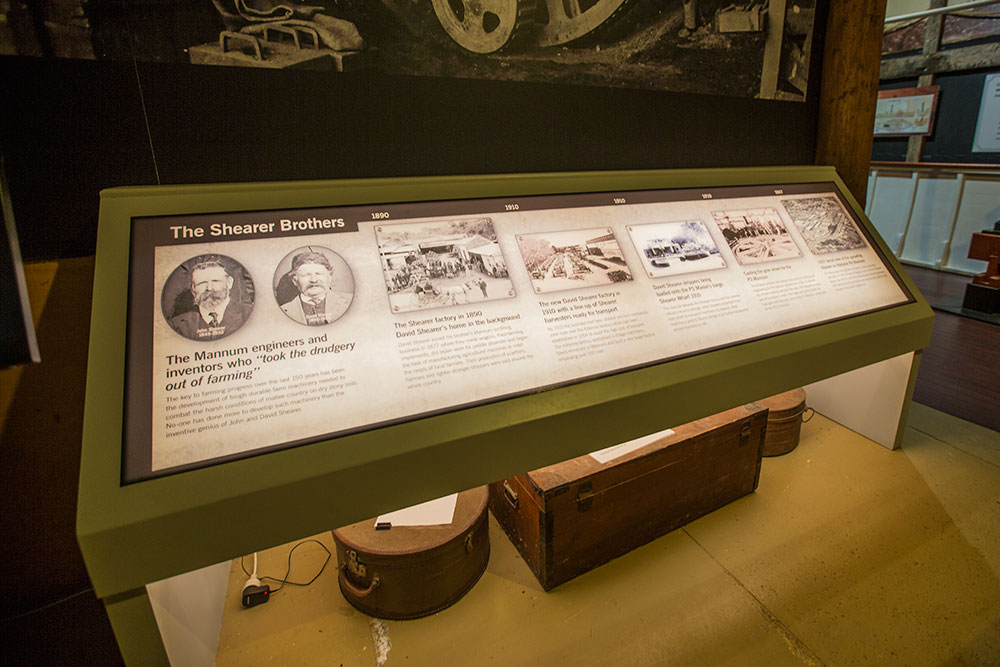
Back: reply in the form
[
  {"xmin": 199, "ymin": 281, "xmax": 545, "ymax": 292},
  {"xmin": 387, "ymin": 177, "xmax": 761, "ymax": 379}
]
[
  {"xmin": 905, "ymin": 0, "xmax": 946, "ymax": 163},
  {"xmin": 815, "ymin": 0, "xmax": 888, "ymax": 203}
]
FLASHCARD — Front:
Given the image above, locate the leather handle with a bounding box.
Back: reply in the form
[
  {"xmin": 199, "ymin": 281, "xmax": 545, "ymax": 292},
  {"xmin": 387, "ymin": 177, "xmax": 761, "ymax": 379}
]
[{"xmin": 339, "ymin": 564, "xmax": 380, "ymax": 598}]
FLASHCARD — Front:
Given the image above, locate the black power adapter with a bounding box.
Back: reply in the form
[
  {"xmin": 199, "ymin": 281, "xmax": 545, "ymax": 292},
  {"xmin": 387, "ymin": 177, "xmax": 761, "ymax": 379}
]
[
  {"xmin": 241, "ymin": 582, "xmax": 270, "ymax": 608},
  {"xmin": 241, "ymin": 553, "xmax": 270, "ymax": 609},
  {"xmin": 239, "ymin": 541, "xmax": 331, "ymax": 609}
]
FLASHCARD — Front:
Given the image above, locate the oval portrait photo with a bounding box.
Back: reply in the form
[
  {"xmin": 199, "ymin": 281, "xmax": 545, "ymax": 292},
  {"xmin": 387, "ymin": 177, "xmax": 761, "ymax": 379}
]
[
  {"xmin": 273, "ymin": 246, "xmax": 355, "ymax": 326},
  {"xmin": 161, "ymin": 254, "xmax": 255, "ymax": 342}
]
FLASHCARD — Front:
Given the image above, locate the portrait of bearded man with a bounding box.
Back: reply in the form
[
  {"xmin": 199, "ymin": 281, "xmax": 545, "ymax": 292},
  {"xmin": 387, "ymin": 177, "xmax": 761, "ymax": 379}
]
[
  {"xmin": 278, "ymin": 250, "xmax": 353, "ymax": 326},
  {"xmin": 167, "ymin": 259, "xmax": 253, "ymax": 341}
]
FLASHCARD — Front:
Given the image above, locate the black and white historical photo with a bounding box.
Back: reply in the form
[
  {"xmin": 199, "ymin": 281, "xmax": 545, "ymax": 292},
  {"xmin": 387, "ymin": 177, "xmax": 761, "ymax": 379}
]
[
  {"xmin": 161, "ymin": 254, "xmax": 255, "ymax": 341},
  {"xmin": 781, "ymin": 197, "xmax": 868, "ymax": 255},
  {"xmin": 517, "ymin": 228, "xmax": 632, "ymax": 294},
  {"xmin": 273, "ymin": 246, "xmax": 354, "ymax": 325},
  {"xmin": 375, "ymin": 218, "xmax": 515, "ymax": 313},
  {"xmin": 626, "ymin": 220, "xmax": 726, "ymax": 278},
  {"xmin": 1, "ymin": 1, "xmax": 817, "ymax": 101},
  {"xmin": 712, "ymin": 208, "xmax": 801, "ymax": 265},
  {"xmin": 380, "ymin": 0, "xmax": 817, "ymax": 99}
]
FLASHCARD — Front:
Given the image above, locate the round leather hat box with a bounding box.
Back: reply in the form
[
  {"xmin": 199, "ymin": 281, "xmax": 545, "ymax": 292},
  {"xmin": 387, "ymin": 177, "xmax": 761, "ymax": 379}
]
[
  {"xmin": 332, "ymin": 486, "xmax": 490, "ymax": 620},
  {"xmin": 757, "ymin": 388, "xmax": 809, "ymax": 457}
]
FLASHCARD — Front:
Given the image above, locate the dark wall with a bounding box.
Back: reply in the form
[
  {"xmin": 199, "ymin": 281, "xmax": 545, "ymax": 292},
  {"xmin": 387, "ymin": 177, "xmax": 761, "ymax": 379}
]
[
  {"xmin": 1, "ymin": 58, "xmax": 159, "ymax": 261},
  {"xmin": 1, "ymin": 54, "xmax": 819, "ymax": 261},
  {"xmin": 872, "ymin": 69, "xmax": 1000, "ymax": 163}
]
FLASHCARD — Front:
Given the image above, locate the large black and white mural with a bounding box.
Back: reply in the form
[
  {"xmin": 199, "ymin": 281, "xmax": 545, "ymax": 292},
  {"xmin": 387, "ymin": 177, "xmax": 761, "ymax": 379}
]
[{"xmin": 1, "ymin": 1, "xmax": 818, "ymax": 100}]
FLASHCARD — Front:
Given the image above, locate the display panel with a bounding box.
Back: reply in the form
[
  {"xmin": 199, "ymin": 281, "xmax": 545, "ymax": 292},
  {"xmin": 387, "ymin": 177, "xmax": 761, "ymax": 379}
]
[
  {"xmin": 123, "ymin": 182, "xmax": 912, "ymax": 483},
  {"xmin": 874, "ymin": 86, "xmax": 940, "ymax": 137}
]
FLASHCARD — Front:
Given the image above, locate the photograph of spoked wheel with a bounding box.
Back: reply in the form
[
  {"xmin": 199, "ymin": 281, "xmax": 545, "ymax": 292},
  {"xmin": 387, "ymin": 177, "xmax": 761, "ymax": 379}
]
[
  {"xmin": 362, "ymin": 0, "xmax": 817, "ymax": 100},
  {"xmin": 12, "ymin": 2, "xmax": 816, "ymax": 101}
]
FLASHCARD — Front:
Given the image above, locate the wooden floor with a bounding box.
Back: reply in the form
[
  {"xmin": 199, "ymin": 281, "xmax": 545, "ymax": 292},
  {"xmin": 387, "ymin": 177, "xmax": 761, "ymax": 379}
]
[{"xmin": 902, "ymin": 264, "xmax": 1000, "ymax": 433}]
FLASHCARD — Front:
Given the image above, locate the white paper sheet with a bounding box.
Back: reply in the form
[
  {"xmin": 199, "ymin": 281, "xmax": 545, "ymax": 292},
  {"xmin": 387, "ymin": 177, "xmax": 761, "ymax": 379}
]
[
  {"xmin": 374, "ymin": 493, "xmax": 458, "ymax": 527},
  {"xmin": 589, "ymin": 428, "xmax": 675, "ymax": 464},
  {"xmin": 973, "ymin": 73, "xmax": 1000, "ymax": 152}
]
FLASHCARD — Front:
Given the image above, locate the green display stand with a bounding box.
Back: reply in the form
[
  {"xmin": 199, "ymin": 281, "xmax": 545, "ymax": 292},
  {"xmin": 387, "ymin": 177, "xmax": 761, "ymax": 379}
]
[{"xmin": 78, "ymin": 166, "xmax": 933, "ymax": 664}]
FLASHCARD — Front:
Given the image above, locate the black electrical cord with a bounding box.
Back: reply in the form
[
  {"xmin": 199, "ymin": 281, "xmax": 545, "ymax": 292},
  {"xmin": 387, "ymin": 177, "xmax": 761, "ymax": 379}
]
[
  {"xmin": 240, "ymin": 539, "xmax": 332, "ymax": 595},
  {"xmin": 0, "ymin": 587, "xmax": 95, "ymax": 623}
]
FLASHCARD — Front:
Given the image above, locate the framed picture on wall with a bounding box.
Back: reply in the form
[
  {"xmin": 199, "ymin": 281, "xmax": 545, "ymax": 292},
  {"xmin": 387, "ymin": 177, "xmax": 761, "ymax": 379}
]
[
  {"xmin": 874, "ymin": 86, "xmax": 940, "ymax": 137},
  {"xmin": 973, "ymin": 72, "xmax": 1000, "ymax": 153},
  {"xmin": 0, "ymin": 1, "xmax": 822, "ymax": 102}
]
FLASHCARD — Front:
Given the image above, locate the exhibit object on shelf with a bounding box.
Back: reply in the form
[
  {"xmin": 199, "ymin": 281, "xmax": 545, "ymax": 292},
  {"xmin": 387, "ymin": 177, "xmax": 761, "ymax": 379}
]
[
  {"xmin": 489, "ymin": 404, "xmax": 767, "ymax": 590},
  {"xmin": 756, "ymin": 388, "xmax": 809, "ymax": 457},
  {"xmin": 332, "ymin": 486, "xmax": 490, "ymax": 619},
  {"xmin": 962, "ymin": 226, "xmax": 1000, "ymax": 316}
]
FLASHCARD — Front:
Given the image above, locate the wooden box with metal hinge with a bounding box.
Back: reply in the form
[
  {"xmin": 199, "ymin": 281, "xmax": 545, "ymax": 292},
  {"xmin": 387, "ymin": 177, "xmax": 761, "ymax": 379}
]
[
  {"xmin": 489, "ymin": 404, "xmax": 768, "ymax": 591},
  {"xmin": 331, "ymin": 486, "xmax": 490, "ymax": 619}
]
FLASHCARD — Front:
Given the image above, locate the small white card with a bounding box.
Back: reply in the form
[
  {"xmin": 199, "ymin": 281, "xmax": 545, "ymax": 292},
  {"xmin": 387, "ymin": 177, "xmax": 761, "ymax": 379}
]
[
  {"xmin": 973, "ymin": 72, "xmax": 1000, "ymax": 152},
  {"xmin": 588, "ymin": 428, "xmax": 675, "ymax": 464},
  {"xmin": 375, "ymin": 493, "xmax": 458, "ymax": 527}
]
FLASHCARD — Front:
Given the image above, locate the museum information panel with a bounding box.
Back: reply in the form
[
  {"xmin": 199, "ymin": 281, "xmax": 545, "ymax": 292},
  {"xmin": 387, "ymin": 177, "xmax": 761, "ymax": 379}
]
[{"xmin": 124, "ymin": 183, "xmax": 911, "ymax": 482}]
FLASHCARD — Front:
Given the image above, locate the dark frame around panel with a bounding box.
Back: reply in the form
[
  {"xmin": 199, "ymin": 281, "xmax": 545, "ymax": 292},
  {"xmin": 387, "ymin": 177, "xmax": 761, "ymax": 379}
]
[{"xmin": 119, "ymin": 180, "xmax": 914, "ymax": 484}]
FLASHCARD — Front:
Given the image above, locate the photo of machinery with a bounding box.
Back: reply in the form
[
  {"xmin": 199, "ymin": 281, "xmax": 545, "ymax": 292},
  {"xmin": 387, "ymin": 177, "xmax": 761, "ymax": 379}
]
[
  {"xmin": 626, "ymin": 219, "xmax": 727, "ymax": 278},
  {"xmin": 517, "ymin": 227, "xmax": 632, "ymax": 293},
  {"xmin": 712, "ymin": 207, "xmax": 802, "ymax": 265},
  {"xmin": 1, "ymin": 0, "xmax": 817, "ymax": 100},
  {"xmin": 781, "ymin": 196, "xmax": 868, "ymax": 255},
  {"xmin": 375, "ymin": 217, "xmax": 515, "ymax": 313}
]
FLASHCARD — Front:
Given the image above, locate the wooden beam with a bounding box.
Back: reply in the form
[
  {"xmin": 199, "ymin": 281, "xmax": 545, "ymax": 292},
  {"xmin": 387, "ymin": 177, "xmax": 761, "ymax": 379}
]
[
  {"xmin": 906, "ymin": 0, "xmax": 946, "ymax": 163},
  {"xmin": 815, "ymin": 0, "xmax": 889, "ymax": 202},
  {"xmin": 923, "ymin": 0, "xmax": 947, "ymax": 53},
  {"xmin": 881, "ymin": 42, "xmax": 1000, "ymax": 80}
]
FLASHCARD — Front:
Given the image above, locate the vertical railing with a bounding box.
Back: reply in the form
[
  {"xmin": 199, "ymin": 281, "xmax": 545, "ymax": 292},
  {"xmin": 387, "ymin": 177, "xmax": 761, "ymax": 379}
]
[{"xmin": 867, "ymin": 162, "xmax": 999, "ymax": 274}]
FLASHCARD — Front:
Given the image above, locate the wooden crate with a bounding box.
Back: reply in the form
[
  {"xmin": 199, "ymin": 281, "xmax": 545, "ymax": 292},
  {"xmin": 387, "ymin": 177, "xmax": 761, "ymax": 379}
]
[{"xmin": 490, "ymin": 404, "xmax": 767, "ymax": 590}]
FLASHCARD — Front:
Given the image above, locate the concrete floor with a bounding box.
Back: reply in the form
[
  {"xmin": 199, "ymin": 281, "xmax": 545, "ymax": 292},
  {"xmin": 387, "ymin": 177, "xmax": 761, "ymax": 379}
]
[{"xmin": 216, "ymin": 405, "xmax": 1000, "ymax": 666}]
